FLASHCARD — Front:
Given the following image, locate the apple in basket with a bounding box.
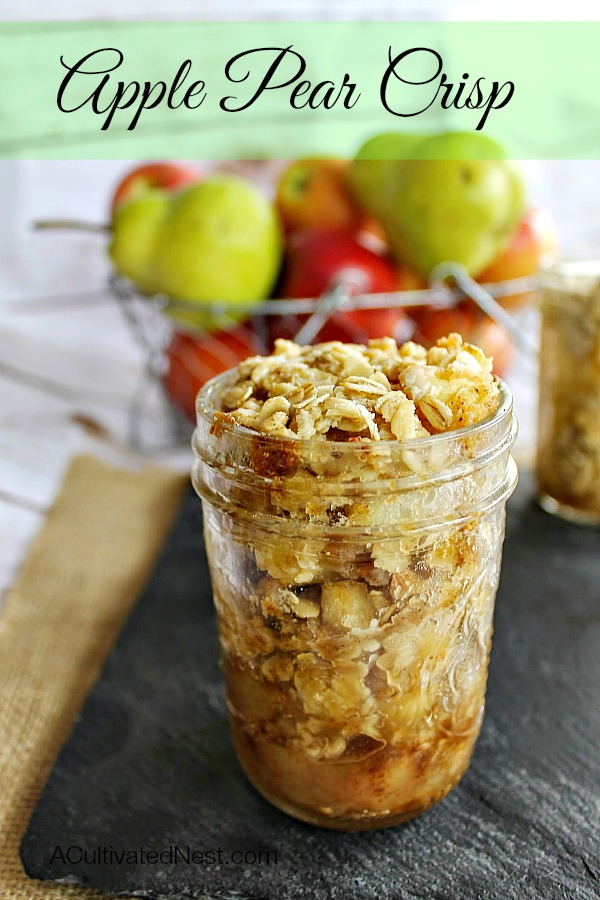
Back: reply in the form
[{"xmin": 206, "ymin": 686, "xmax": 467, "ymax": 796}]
[
  {"xmin": 275, "ymin": 158, "xmax": 363, "ymax": 234},
  {"xmin": 477, "ymin": 205, "xmax": 559, "ymax": 310},
  {"xmin": 274, "ymin": 228, "xmax": 411, "ymax": 343},
  {"xmin": 110, "ymin": 161, "xmax": 202, "ymax": 214},
  {"xmin": 411, "ymin": 303, "xmax": 514, "ymax": 377},
  {"xmin": 163, "ymin": 326, "xmax": 261, "ymax": 423}
]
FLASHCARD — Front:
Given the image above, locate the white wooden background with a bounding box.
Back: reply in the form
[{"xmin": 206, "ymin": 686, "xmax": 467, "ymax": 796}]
[{"xmin": 2, "ymin": 1, "xmax": 600, "ymax": 610}]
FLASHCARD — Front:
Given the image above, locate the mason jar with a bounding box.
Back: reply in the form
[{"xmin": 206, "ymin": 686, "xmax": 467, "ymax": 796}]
[
  {"xmin": 192, "ymin": 373, "xmax": 518, "ymax": 830},
  {"xmin": 537, "ymin": 261, "xmax": 600, "ymax": 525}
]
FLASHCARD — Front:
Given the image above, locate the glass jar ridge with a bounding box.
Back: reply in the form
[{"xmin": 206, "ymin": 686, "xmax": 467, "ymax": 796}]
[{"xmin": 192, "ymin": 372, "xmax": 517, "ymax": 830}]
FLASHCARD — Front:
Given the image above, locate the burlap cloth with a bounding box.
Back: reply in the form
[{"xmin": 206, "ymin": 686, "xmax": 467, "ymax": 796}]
[{"xmin": 0, "ymin": 455, "xmax": 188, "ymax": 899}]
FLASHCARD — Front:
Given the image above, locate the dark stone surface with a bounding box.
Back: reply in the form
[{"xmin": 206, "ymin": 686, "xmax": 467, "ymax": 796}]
[{"xmin": 21, "ymin": 472, "xmax": 600, "ymax": 900}]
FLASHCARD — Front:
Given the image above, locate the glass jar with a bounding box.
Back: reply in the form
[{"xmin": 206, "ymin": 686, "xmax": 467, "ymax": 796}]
[
  {"xmin": 192, "ymin": 374, "xmax": 518, "ymax": 831},
  {"xmin": 537, "ymin": 261, "xmax": 600, "ymax": 525}
]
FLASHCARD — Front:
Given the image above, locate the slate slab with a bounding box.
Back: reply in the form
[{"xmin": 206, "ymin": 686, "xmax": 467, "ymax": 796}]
[{"xmin": 20, "ymin": 472, "xmax": 600, "ymax": 900}]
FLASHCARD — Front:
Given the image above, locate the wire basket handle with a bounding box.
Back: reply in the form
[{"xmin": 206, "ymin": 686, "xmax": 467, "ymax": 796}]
[{"xmin": 429, "ymin": 262, "xmax": 539, "ymax": 358}]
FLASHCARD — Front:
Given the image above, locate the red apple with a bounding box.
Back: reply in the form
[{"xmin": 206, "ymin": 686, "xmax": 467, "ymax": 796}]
[
  {"xmin": 110, "ymin": 162, "xmax": 202, "ymax": 214},
  {"xmin": 412, "ymin": 304, "xmax": 514, "ymax": 377},
  {"xmin": 275, "ymin": 158, "xmax": 363, "ymax": 234},
  {"xmin": 281, "ymin": 229, "xmax": 401, "ymax": 299},
  {"xmin": 163, "ymin": 325, "xmax": 260, "ymax": 422},
  {"xmin": 276, "ymin": 229, "xmax": 407, "ymax": 343},
  {"xmin": 467, "ymin": 316, "xmax": 515, "ymax": 377},
  {"xmin": 410, "ymin": 302, "xmax": 477, "ymax": 346},
  {"xmin": 477, "ymin": 205, "xmax": 559, "ymax": 310}
]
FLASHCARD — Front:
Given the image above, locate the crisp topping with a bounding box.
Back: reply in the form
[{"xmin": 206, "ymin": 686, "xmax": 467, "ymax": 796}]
[{"xmin": 218, "ymin": 334, "xmax": 499, "ymax": 441}]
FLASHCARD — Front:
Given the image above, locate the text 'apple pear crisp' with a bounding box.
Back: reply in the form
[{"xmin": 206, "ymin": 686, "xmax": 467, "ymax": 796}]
[{"xmin": 192, "ymin": 333, "xmax": 516, "ymax": 830}]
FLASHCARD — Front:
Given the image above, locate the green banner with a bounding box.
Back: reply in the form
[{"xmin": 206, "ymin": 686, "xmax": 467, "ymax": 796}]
[{"xmin": 1, "ymin": 21, "xmax": 598, "ymax": 159}]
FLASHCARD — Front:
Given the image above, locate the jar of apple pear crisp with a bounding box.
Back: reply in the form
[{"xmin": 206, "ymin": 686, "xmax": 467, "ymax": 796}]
[
  {"xmin": 537, "ymin": 261, "xmax": 600, "ymax": 525},
  {"xmin": 192, "ymin": 335, "xmax": 518, "ymax": 830}
]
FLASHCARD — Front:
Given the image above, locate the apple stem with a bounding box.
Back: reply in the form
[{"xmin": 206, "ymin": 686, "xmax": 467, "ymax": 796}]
[{"xmin": 33, "ymin": 219, "xmax": 110, "ymax": 234}]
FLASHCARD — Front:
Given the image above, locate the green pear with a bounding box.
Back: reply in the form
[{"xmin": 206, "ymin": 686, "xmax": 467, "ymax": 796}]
[
  {"xmin": 378, "ymin": 131, "xmax": 526, "ymax": 278},
  {"xmin": 108, "ymin": 190, "xmax": 169, "ymax": 293},
  {"xmin": 150, "ymin": 175, "xmax": 283, "ymax": 330},
  {"xmin": 354, "ymin": 132, "xmax": 427, "ymax": 161},
  {"xmin": 416, "ymin": 131, "xmax": 512, "ymax": 161},
  {"xmin": 349, "ymin": 131, "xmax": 425, "ymax": 221}
]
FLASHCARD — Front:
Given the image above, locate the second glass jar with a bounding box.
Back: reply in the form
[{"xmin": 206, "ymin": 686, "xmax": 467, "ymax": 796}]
[{"xmin": 537, "ymin": 261, "xmax": 600, "ymax": 525}]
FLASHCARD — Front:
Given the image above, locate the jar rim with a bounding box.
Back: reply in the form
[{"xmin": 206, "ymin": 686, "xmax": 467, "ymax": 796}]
[
  {"xmin": 539, "ymin": 258, "xmax": 600, "ymax": 296},
  {"xmin": 195, "ymin": 367, "xmax": 514, "ymax": 453}
]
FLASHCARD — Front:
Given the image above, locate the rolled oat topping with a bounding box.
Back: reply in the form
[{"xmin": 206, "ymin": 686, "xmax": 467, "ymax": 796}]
[{"xmin": 217, "ymin": 334, "xmax": 499, "ymax": 441}]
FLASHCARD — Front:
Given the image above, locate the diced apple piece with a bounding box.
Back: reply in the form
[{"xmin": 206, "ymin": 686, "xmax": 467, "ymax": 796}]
[{"xmin": 321, "ymin": 581, "xmax": 373, "ymax": 630}]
